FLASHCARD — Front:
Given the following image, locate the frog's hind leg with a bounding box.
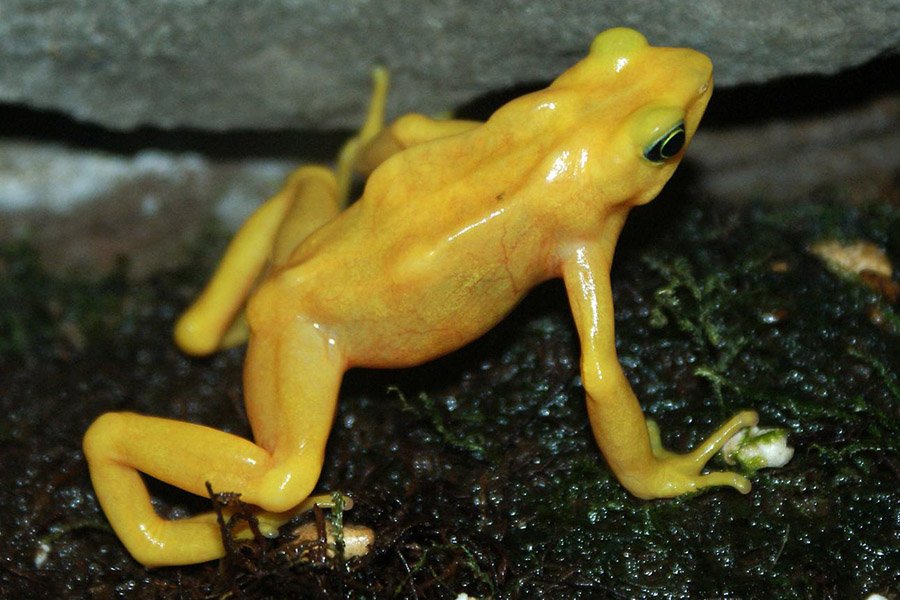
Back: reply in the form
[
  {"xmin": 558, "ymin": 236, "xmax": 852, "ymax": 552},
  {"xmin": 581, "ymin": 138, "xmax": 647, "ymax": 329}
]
[
  {"xmin": 84, "ymin": 317, "xmax": 344, "ymax": 566},
  {"xmin": 174, "ymin": 166, "xmax": 339, "ymax": 356},
  {"xmin": 336, "ymin": 67, "xmax": 481, "ymax": 204},
  {"xmin": 335, "ymin": 67, "xmax": 391, "ymax": 203}
]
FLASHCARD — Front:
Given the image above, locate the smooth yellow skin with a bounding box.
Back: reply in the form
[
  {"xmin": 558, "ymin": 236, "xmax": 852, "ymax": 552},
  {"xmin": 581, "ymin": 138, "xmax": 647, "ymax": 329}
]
[{"xmin": 84, "ymin": 28, "xmax": 758, "ymax": 567}]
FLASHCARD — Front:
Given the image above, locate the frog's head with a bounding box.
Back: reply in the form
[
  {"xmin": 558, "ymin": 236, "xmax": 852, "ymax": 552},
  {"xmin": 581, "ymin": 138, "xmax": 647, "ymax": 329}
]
[{"xmin": 537, "ymin": 28, "xmax": 713, "ymax": 209}]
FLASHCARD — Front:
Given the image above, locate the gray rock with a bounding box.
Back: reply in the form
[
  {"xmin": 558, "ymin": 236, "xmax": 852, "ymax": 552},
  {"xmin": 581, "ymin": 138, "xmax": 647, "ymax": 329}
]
[
  {"xmin": 0, "ymin": 141, "xmax": 294, "ymax": 275},
  {"xmin": 691, "ymin": 96, "xmax": 900, "ymax": 202},
  {"xmin": 1, "ymin": 0, "xmax": 897, "ymax": 131}
]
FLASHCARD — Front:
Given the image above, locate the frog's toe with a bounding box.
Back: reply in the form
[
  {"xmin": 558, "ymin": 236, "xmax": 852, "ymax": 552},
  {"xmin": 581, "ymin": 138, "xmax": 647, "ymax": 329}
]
[
  {"xmin": 252, "ymin": 492, "xmax": 354, "ymax": 538},
  {"xmin": 696, "ymin": 470, "xmax": 752, "ymax": 495},
  {"xmin": 635, "ymin": 411, "xmax": 760, "ymax": 498},
  {"xmin": 686, "ymin": 410, "xmax": 759, "ymax": 465},
  {"xmin": 636, "ymin": 459, "xmax": 752, "ymax": 498},
  {"xmin": 646, "ymin": 418, "xmax": 676, "ymax": 459}
]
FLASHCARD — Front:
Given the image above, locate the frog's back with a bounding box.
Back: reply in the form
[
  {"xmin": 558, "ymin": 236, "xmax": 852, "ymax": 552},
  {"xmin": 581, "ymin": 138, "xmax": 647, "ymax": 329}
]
[{"xmin": 259, "ymin": 26, "xmax": 715, "ymax": 365}]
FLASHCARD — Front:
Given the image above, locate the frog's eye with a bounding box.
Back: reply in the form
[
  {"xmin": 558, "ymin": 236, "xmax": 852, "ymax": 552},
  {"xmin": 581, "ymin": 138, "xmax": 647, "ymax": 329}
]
[{"xmin": 643, "ymin": 122, "xmax": 686, "ymax": 163}]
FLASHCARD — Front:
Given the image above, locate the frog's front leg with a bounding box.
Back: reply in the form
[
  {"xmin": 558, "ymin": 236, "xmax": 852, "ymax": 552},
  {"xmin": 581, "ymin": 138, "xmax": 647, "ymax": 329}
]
[
  {"xmin": 84, "ymin": 317, "xmax": 344, "ymax": 566},
  {"xmin": 174, "ymin": 166, "xmax": 339, "ymax": 356},
  {"xmin": 562, "ymin": 244, "xmax": 757, "ymax": 499}
]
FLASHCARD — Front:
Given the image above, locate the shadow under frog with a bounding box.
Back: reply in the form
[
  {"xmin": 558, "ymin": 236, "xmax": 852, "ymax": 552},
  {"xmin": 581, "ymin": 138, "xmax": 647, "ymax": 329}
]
[{"xmin": 84, "ymin": 28, "xmax": 758, "ymax": 567}]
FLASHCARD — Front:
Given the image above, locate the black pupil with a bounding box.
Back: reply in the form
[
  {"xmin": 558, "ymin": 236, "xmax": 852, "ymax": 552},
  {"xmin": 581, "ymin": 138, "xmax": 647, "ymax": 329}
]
[
  {"xmin": 645, "ymin": 124, "xmax": 686, "ymax": 163},
  {"xmin": 661, "ymin": 129, "xmax": 685, "ymax": 157}
]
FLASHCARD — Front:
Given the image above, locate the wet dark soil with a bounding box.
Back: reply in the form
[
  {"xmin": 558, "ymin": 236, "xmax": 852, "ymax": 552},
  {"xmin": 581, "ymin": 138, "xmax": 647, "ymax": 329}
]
[{"xmin": 1, "ymin": 192, "xmax": 898, "ymax": 598}]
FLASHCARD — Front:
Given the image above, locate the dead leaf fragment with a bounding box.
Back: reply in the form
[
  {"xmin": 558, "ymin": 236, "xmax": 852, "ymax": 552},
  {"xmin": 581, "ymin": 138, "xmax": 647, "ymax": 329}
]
[
  {"xmin": 809, "ymin": 240, "xmax": 893, "ymax": 278},
  {"xmin": 287, "ymin": 521, "xmax": 374, "ymax": 560},
  {"xmin": 810, "ymin": 239, "xmax": 898, "ymax": 302}
]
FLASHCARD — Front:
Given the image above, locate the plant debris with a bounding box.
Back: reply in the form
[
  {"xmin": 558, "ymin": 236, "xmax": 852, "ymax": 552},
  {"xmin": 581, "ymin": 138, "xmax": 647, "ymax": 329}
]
[{"xmin": 1, "ymin": 196, "xmax": 897, "ymax": 598}]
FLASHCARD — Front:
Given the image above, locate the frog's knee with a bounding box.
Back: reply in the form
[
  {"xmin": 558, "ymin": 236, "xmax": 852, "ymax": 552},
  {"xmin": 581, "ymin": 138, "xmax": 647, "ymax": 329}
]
[
  {"xmin": 254, "ymin": 458, "xmax": 321, "ymax": 513},
  {"xmin": 83, "ymin": 411, "xmax": 130, "ymax": 461},
  {"xmin": 245, "ymin": 279, "xmax": 293, "ymax": 333},
  {"xmin": 173, "ymin": 312, "xmax": 220, "ymax": 357}
]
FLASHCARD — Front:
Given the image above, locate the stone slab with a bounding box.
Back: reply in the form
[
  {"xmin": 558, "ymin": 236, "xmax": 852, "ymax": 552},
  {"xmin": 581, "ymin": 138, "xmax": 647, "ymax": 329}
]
[{"xmin": 1, "ymin": 0, "xmax": 897, "ymax": 131}]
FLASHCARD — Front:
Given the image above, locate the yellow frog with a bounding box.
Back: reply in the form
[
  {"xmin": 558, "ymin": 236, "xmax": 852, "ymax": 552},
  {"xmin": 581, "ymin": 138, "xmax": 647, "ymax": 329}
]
[{"xmin": 84, "ymin": 28, "xmax": 758, "ymax": 567}]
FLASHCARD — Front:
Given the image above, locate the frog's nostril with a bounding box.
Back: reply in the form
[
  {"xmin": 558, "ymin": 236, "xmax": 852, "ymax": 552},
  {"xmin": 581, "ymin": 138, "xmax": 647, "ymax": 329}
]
[{"xmin": 696, "ymin": 75, "xmax": 713, "ymax": 101}]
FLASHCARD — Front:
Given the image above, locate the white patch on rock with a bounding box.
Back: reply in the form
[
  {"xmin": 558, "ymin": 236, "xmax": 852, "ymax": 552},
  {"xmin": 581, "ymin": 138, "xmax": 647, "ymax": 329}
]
[{"xmin": 0, "ymin": 142, "xmax": 206, "ymax": 212}]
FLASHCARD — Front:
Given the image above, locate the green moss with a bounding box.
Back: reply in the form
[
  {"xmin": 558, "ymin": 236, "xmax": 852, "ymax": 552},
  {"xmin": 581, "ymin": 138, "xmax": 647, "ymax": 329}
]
[
  {"xmin": 327, "ymin": 490, "xmax": 347, "ymax": 557},
  {"xmin": 2, "ymin": 199, "xmax": 897, "ymax": 598},
  {"xmin": 392, "ymin": 387, "xmax": 489, "ymax": 460},
  {"xmin": 0, "ymin": 241, "xmax": 128, "ymax": 361}
]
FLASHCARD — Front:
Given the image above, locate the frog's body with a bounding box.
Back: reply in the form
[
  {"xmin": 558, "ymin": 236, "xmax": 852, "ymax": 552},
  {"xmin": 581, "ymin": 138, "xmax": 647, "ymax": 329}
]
[{"xmin": 84, "ymin": 28, "xmax": 758, "ymax": 567}]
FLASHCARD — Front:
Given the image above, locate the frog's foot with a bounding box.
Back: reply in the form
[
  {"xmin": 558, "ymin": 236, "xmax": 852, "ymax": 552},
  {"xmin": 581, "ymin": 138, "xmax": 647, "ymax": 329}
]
[
  {"xmin": 230, "ymin": 493, "xmax": 372, "ymax": 561},
  {"xmin": 636, "ymin": 410, "xmax": 759, "ymax": 498},
  {"xmin": 250, "ymin": 493, "xmax": 354, "ymax": 538}
]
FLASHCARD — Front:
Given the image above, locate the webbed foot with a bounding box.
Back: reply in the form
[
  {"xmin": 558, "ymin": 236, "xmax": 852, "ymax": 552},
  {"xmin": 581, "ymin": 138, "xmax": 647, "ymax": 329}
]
[{"xmin": 635, "ymin": 410, "xmax": 759, "ymax": 498}]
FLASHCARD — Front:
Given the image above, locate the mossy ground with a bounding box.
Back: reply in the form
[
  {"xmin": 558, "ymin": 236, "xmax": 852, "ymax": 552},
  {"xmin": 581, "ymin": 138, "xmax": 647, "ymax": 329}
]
[{"xmin": 0, "ymin": 192, "xmax": 897, "ymax": 598}]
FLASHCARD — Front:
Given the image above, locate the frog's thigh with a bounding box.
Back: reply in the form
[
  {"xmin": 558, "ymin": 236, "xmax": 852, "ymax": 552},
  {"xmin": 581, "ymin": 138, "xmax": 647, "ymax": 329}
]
[
  {"xmin": 270, "ymin": 167, "xmax": 340, "ymax": 265},
  {"xmin": 355, "ymin": 114, "xmax": 481, "ymax": 175},
  {"xmin": 174, "ymin": 166, "xmax": 338, "ymax": 356},
  {"xmin": 240, "ymin": 314, "xmax": 344, "ymax": 472},
  {"xmin": 335, "ymin": 66, "xmax": 479, "ymax": 197}
]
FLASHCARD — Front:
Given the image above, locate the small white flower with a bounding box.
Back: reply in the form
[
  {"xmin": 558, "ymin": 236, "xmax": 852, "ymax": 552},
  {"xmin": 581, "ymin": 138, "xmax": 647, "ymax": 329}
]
[{"xmin": 722, "ymin": 426, "xmax": 794, "ymax": 471}]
